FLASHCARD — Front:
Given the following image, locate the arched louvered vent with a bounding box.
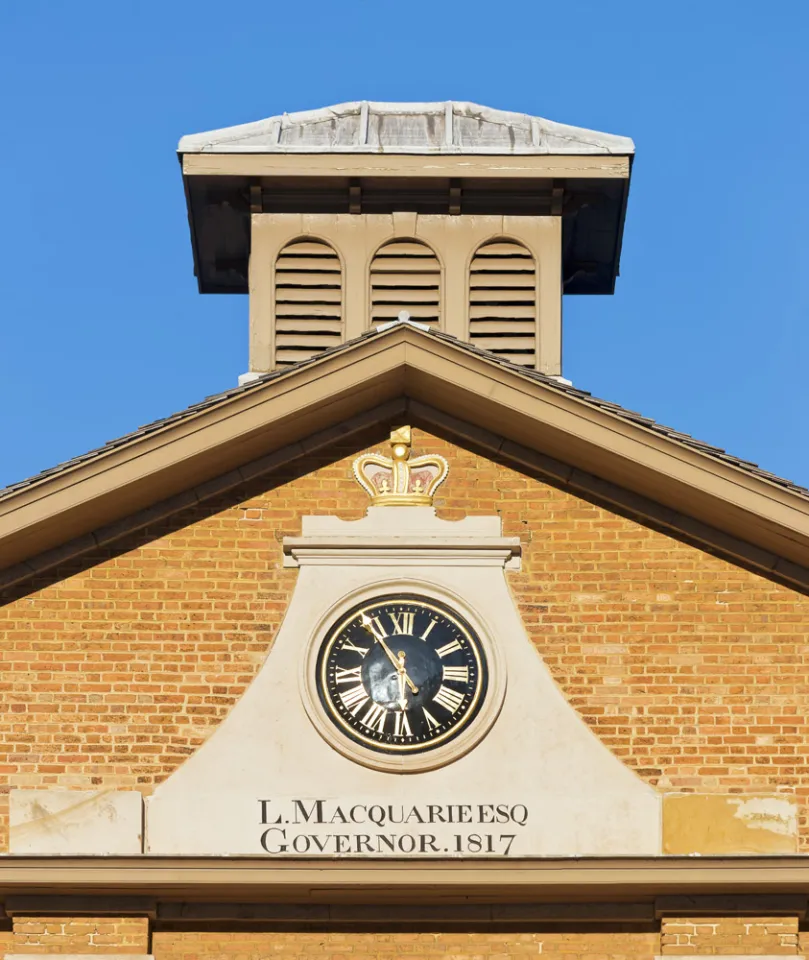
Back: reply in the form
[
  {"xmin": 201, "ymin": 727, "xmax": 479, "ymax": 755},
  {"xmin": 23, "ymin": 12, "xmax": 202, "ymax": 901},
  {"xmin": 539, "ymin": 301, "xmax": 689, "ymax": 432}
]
[
  {"xmin": 274, "ymin": 239, "xmax": 342, "ymax": 366},
  {"xmin": 370, "ymin": 240, "xmax": 441, "ymax": 329},
  {"xmin": 469, "ymin": 240, "xmax": 537, "ymax": 367}
]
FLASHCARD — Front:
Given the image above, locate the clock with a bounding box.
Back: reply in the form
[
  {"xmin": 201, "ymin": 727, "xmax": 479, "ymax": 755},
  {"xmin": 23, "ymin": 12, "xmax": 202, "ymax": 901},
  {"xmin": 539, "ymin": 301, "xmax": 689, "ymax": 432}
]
[
  {"xmin": 316, "ymin": 594, "xmax": 488, "ymax": 755},
  {"xmin": 301, "ymin": 582, "xmax": 506, "ymax": 772}
]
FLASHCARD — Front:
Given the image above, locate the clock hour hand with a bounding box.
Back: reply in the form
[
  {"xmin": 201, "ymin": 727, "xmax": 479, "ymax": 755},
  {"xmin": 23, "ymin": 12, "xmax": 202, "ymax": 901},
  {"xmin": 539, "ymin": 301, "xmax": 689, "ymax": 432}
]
[
  {"xmin": 396, "ymin": 666, "xmax": 407, "ymax": 712},
  {"xmin": 394, "ymin": 649, "xmax": 419, "ymax": 696},
  {"xmin": 360, "ymin": 614, "xmax": 418, "ymax": 694}
]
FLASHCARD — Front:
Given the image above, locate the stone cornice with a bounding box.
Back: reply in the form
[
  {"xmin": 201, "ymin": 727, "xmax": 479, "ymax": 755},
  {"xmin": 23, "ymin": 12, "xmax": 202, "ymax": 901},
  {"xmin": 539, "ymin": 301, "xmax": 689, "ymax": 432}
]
[{"xmin": 1, "ymin": 856, "xmax": 809, "ymax": 903}]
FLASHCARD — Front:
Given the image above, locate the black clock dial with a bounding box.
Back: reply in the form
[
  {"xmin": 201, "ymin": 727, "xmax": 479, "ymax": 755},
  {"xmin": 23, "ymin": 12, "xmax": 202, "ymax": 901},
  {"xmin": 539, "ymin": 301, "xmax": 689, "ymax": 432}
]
[{"xmin": 316, "ymin": 594, "xmax": 488, "ymax": 754}]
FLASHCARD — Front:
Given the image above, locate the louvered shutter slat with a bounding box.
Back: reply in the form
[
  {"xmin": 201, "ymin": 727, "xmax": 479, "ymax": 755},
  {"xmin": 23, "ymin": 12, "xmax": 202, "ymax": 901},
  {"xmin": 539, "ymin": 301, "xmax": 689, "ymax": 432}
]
[
  {"xmin": 275, "ymin": 256, "xmax": 342, "ymax": 271},
  {"xmin": 278, "ymin": 241, "xmax": 338, "ymax": 255},
  {"xmin": 469, "ymin": 240, "xmax": 537, "ymax": 366},
  {"xmin": 275, "ymin": 272, "xmax": 340, "ymax": 286},
  {"xmin": 274, "ymin": 239, "xmax": 343, "ymax": 365},
  {"xmin": 470, "ymin": 304, "xmax": 536, "ymax": 319},
  {"xmin": 277, "ymin": 287, "xmax": 342, "ymax": 303},
  {"xmin": 471, "ymin": 337, "xmax": 537, "ymax": 351},
  {"xmin": 275, "ymin": 303, "xmax": 342, "ymax": 318},
  {"xmin": 276, "ymin": 333, "xmax": 340, "ymax": 348},
  {"xmin": 469, "ymin": 256, "xmax": 534, "ymax": 271},
  {"xmin": 471, "ymin": 242, "xmax": 532, "ymax": 255},
  {"xmin": 371, "ymin": 303, "xmax": 440, "ymax": 319},
  {"xmin": 371, "ymin": 273, "xmax": 441, "ymax": 288},
  {"xmin": 370, "ymin": 257, "xmax": 441, "ymax": 273},
  {"xmin": 276, "ymin": 318, "xmax": 344, "ymax": 334},
  {"xmin": 467, "ymin": 273, "xmax": 534, "ymax": 287},
  {"xmin": 374, "ymin": 242, "xmax": 436, "ymax": 256},
  {"xmin": 470, "ymin": 288, "xmax": 536, "ymax": 303},
  {"xmin": 471, "ymin": 320, "xmax": 537, "ymax": 334},
  {"xmin": 372, "ymin": 288, "xmax": 440, "ymax": 304}
]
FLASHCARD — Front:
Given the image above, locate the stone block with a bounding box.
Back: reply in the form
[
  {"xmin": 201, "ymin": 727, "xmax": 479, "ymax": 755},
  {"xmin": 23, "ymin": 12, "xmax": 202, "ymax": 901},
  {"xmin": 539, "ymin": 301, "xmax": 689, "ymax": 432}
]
[
  {"xmin": 9, "ymin": 790, "xmax": 143, "ymax": 855},
  {"xmin": 663, "ymin": 794, "xmax": 798, "ymax": 855}
]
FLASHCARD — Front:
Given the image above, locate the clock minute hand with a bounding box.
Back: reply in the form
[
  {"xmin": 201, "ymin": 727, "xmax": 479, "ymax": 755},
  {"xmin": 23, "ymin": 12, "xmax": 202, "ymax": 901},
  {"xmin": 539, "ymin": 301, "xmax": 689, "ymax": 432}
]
[{"xmin": 360, "ymin": 614, "xmax": 418, "ymax": 694}]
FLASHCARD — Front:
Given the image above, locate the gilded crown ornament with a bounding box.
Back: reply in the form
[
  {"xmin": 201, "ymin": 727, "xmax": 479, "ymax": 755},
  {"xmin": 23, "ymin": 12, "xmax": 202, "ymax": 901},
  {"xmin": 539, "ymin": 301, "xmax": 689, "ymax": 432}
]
[{"xmin": 353, "ymin": 427, "xmax": 448, "ymax": 506}]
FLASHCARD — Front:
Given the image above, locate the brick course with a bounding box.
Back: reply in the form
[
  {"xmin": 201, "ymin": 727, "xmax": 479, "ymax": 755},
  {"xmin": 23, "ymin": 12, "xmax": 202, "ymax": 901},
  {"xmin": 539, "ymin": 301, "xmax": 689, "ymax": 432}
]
[{"xmin": 2, "ymin": 426, "xmax": 808, "ymax": 854}]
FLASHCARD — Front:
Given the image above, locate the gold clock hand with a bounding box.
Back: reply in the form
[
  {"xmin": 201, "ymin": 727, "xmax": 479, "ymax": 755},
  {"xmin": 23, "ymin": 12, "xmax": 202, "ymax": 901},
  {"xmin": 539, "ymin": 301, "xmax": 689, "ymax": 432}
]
[
  {"xmin": 360, "ymin": 614, "xmax": 399, "ymax": 667},
  {"xmin": 396, "ymin": 653, "xmax": 419, "ymax": 696},
  {"xmin": 396, "ymin": 666, "xmax": 407, "ymax": 712},
  {"xmin": 360, "ymin": 614, "xmax": 419, "ymax": 694}
]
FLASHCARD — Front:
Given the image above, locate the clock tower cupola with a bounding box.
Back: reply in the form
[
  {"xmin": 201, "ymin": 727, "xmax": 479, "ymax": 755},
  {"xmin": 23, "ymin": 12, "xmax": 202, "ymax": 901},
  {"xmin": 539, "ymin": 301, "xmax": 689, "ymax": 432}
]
[{"xmin": 178, "ymin": 101, "xmax": 634, "ymax": 381}]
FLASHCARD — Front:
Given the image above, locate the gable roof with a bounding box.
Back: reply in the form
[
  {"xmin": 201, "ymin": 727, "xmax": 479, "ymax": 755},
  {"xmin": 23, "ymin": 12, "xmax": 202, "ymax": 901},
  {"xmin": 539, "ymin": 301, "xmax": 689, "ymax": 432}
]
[
  {"xmin": 2, "ymin": 323, "xmax": 809, "ymax": 592},
  {"xmin": 2, "ymin": 326, "xmax": 805, "ymax": 505},
  {"xmin": 178, "ymin": 101, "xmax": 635, "ymax": 157}
]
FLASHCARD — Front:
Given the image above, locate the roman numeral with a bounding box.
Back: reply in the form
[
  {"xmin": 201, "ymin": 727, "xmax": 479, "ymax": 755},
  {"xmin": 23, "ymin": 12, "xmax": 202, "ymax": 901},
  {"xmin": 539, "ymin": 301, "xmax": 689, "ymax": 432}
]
[
  {"xmin": 394, "ymin": 711, "xmax": 412, "ymax": 737},
  {"xmin": 334, "ymin": 665, "xmax": 363, "ymax": 685},
  {"xmin": 433, "ymin": 684, "xmax": 465, "ymax": 714},
  {"xmin": 423, "ymin": 707, "xmax": 439, "ymax": 730},
  {"xmin": 420, "ymin": 619, "xmax": 438, "ymax": 641},
  {"xmin": 360, "ymin": 613, "xmax": 387, "ymax": 642},
  {"xmin": 360, "ymin": 702, "xmax": 387, "ymax": 733},
  {"xmin": 339, "ymin": 684, "xmax": 369, "ymax": 714},
  {"xmin": 435, "ymin": 638, "xmax": 462, "ymax": 658},
  {"xmin": 389, "ymin": 610, "xmax": 415, "ymax": 635},
  {"xmin": 442, "ymin": 665, "xmax": 469, "ymax": 683},
  {"xmin": 340, "ymin": 639, "xmax": 369, "ymax": 658}
]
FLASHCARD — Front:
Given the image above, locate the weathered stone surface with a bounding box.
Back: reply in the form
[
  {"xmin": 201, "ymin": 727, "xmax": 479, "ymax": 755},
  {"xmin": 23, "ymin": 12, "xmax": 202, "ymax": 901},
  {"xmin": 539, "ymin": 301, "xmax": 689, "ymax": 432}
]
[
  {"xmin": 663, "ymin": 794, "xmax": 798, "ymax": 855},
  {"xmin": 9, "ymin": 790, "xmax": 143, "ymax": 855}
]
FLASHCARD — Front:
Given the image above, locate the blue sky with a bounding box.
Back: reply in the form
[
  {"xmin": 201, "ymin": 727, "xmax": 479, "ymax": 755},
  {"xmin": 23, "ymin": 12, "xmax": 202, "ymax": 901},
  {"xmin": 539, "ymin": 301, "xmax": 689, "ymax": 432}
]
[{"xmin": 1, "ymin": 1, "xmax": 807, "ymax": 490}]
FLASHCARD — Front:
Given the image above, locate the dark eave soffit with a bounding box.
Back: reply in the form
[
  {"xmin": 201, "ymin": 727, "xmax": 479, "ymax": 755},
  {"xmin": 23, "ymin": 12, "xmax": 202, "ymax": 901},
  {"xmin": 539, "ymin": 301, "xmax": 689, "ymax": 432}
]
[{"xmin": 180, "ymin": 165, "xmax": 631, "ymax": 297}]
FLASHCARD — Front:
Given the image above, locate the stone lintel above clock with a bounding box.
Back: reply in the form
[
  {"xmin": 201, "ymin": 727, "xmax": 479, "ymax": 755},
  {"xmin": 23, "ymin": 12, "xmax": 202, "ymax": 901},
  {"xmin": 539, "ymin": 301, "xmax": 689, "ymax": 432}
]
[{"xmin": 282, "ymin": 507, "xmax": 522, "ymax": 571}]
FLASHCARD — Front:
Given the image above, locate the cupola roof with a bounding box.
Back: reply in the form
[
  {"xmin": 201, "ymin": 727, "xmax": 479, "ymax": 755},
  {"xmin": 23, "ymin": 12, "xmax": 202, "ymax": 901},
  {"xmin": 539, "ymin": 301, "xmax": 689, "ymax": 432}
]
[{"xmin": 178, "ymin": 101, "xmax": 634, "ymax": 156}]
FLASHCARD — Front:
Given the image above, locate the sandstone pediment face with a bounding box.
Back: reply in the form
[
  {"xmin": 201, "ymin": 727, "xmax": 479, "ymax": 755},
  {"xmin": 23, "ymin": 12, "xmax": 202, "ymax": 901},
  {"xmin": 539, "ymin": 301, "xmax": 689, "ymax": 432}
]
[
  {"xmin": 145, "ymin": 494, "xmax": 661, "ymax": 858},
  {"xmin": 140, "ymin": 431, "xmax": 659, "ymax": 857}
]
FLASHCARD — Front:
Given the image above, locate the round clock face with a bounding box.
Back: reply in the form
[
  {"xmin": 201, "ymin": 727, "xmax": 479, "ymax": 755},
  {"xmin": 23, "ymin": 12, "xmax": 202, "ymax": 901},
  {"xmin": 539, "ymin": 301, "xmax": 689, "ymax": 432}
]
[{"xmin": 316, "ymin": 594, "xmax": 488, "ymax": 754}]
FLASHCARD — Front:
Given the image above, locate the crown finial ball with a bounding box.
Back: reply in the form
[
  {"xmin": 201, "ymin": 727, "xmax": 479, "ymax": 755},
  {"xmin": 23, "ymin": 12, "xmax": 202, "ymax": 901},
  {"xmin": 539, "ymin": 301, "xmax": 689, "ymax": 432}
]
[{"xmin": 392, "ymin": 443, "xmax": 408, "ymax": 460}]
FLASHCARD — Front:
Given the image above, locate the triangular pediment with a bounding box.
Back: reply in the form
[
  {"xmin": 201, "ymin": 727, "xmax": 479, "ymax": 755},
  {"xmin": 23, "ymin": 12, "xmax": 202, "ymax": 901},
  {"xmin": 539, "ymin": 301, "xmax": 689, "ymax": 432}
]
[
  {"xmin": 1, "ymin": 324, "xmax": 808, "ymax": 592},
  {"xmin": 4, "ymin": 337, "xmax": 808, "ymax": 863}
]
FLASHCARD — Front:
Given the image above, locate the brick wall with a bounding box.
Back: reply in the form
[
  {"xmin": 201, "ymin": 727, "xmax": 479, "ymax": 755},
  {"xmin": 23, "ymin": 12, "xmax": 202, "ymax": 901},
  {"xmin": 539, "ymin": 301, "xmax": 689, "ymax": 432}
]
[
  {"xmin": 660, "ymin": 915, "xmax": 800, "ymax": 954},
  {"xmin": 1, "ymin": 426, "xmax": 809, "ymax": 852},
  {"xmin": 10, "ymin": 916, "xmax": 149, "ymax": 953},
  {"xmin": 152, "ymin": 929, "xmax": 658, "ymax": 958},
  {"xmin": 3, "ymin": 920, "xmax": 803, "ymax": 958}
]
